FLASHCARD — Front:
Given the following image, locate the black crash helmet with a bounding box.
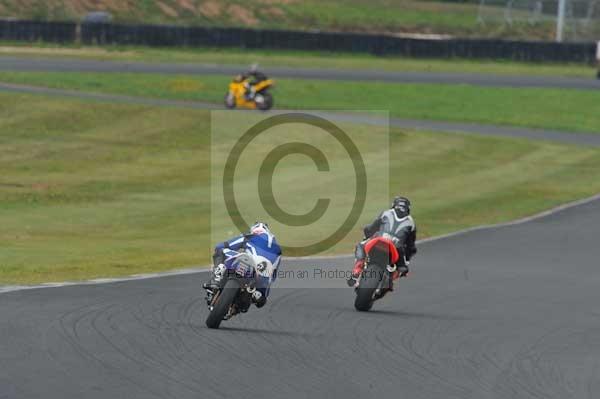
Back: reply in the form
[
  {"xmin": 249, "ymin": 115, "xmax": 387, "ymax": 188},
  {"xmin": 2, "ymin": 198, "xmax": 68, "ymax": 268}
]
[{"xmin": 392, "ymin": 196, "xmax": 411, "ymax": 218}]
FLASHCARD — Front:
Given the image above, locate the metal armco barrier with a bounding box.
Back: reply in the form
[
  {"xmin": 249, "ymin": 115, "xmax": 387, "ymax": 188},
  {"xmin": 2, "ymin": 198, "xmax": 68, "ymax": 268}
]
[
  {"xmin": 1, "ymin": 18, "xmax": 596, "ymax": 64},
  {"xmin": 0, "ymin": 20, "xmax": 76, "ymax": 43},
  {"xmin": 79, "ymin": 23, "xmax": 598, "ymax": 64}
]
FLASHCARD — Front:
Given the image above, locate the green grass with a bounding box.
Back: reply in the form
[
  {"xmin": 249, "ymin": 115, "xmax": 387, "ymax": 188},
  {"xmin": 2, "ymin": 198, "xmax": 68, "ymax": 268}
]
[
  {"xmin": 1, "ymin": 43, "xmax": 596, "ymax": 79},
  {"xmin": 3, "ymin": 93, "xmax": 600, "ymax": 284},
  {"xmin": 0, "ymin": 71, "xmax": 598, "ymax": 133},
  {"xmin": 0, "ymin": 0, "xmax": 559, "ymax": 39},
  {"xmin": 0, "ymin": 94, "xmax": 210, "ymax": 284}
]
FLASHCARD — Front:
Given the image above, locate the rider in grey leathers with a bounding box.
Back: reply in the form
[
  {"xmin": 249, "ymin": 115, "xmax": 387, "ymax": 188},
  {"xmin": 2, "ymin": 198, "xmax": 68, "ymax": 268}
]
[{"xmin": 347, "ymin": 196, "xmax": 417, "ymax": 288}]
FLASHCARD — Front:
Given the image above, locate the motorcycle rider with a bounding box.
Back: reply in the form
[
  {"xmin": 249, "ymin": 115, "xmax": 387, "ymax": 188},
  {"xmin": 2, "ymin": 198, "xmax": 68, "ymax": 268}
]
[
  {"xmin": 203, "ymin": 222, "xmax": 282, "ymax": 308},
  {"xmin": 347, "ymin": 196, "xmax": 417, "ymax": 288},
  {"xmin": 241, "ymin": 63, "xmax": 268, "ymax": 100}
]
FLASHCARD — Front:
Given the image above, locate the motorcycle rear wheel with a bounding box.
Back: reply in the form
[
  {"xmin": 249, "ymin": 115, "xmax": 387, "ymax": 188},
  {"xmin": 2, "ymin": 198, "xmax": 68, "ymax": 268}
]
[
  {"xmin": 354, "ymin": 266, "xmax": 383, "ymax": 312},
  {"xmin": 224, "ymin": 92, "xmax": 236, "ymax": 109},
  {"xmin": 206, "ymin": 278, "xmax": 240, "ymax": 329}
]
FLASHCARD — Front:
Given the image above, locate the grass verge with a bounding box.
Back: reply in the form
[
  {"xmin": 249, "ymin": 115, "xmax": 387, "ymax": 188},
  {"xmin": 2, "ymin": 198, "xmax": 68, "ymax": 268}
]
[
  {"xmin": 0, "ymin": 71, "xmax": 598, "ymax": 133},
  {"xmin": 2, "ymin": 93, "xmax": 600, "ymax": 284}
]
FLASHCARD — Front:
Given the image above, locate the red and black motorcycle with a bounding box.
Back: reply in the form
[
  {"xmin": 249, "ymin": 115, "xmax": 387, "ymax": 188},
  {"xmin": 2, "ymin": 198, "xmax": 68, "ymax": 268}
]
[{"xmin": 353, "ymin": 234, "xmax": 403, "ymax": 312}]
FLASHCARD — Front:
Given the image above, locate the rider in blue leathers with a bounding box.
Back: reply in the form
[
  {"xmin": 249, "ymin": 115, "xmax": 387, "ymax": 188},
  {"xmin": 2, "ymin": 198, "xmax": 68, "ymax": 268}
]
[{"xmin": 203, "ymin": 222, "xmax": 282, "ymax": 308}]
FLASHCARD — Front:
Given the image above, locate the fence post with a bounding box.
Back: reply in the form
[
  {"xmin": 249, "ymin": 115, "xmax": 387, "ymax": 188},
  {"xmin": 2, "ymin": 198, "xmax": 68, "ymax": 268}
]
[
  {"xmin": 556, "ymin": 0, "xmax": 567, "ymax": 42},
  {"xmin": 596, "ymin": 41, "xmax": 600, "ymax": 79}
]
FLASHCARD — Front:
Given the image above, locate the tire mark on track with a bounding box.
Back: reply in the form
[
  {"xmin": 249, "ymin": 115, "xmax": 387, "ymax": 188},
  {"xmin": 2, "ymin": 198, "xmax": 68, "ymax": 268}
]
[{"xmin": 55, "ymin": 303, "xmax": 167, "ymax": 398}]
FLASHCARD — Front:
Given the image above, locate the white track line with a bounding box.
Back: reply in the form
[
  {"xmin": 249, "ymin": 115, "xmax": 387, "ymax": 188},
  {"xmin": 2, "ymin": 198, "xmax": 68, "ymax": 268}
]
[
  {"xmin": 2, "ymin": 193, "xmax": 600, "ymax": 295},
  {"xmin": 0, "ymin": 266, "xmax": 211, "ymax": 294}
]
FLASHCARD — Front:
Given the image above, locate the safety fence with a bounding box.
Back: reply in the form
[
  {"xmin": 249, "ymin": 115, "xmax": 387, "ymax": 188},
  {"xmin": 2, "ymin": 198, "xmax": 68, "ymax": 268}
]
[
  {"xmin": 0, "ymin": 19, "xmax": 597, "ymax": 64},
  {"xmin": 80, "ymin": 24, "xmax": 597, "ymax": 63},
  {"xmin": 478, "ymin": 0, "xmax": 600, "ymax": 42},
  {"xmin": 0, "ymin": 20, "xmax": 76, "ymax": 43}
]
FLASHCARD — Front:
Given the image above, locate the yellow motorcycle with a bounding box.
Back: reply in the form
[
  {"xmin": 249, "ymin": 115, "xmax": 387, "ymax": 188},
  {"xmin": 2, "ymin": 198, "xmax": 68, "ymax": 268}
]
[{"xmin": 224, "ymin": 76, "xmax": 274, "ymax": 111}]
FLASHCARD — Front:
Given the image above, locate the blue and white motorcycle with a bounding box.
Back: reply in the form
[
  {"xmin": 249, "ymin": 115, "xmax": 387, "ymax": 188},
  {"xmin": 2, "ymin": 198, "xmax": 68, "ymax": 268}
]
[{"xmin": 205, "ymin": 241, "xmax": 275, "ymax": 329}]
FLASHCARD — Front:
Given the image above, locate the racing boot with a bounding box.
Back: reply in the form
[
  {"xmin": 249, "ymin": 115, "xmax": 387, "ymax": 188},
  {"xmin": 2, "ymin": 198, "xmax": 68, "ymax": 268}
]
[
  {"xmin": 252, "ymin": 290, "xmax": 267, "ymax": 308},
  {"xmin": 244, "ymin": 83, "xmax": 256, "ymax": 100},
  {"xmin": 203, "ymin": 263, "xmax": 226, "ymax": 305},
  {"xmin": 346, "ymin": 259, "xmax": 365, "ymax": 287},
  {"xmin": 398, "ymin": 264, "xmax": 409, "ymax": 277},
  {"xmin": 387, "ymin": 264, "xmax": 409, "ymax": 292},
  {"xmin": 203, "ymin": 285, "xmax": 214, "ymax": 305}
]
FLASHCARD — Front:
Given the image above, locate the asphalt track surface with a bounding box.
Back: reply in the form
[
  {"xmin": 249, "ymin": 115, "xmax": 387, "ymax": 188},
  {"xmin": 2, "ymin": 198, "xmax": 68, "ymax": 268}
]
[
  {"xmin": 1, "ymin": 55, "xmax": 600, "ymax": 90},
  {"xmin": 2, "ymin": 196, "xmax": 600, "ymax": 399},
  {"xmin": 2, "ymin": 56, "xmax": 600, "ymax": 398},
  {"xmin": 1, "ymin": 81, "xmax": 599, "ymax": 146}
]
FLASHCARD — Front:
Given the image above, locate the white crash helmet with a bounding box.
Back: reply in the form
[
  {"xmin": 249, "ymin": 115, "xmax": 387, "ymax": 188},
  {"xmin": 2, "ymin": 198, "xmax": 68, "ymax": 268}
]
[{"xmin": 250, "ymin": 221, "xmax": 270, "ymax": 235}]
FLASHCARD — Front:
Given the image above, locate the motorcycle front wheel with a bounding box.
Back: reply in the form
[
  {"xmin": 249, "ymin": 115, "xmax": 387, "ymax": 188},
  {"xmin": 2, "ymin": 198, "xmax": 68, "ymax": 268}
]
[{"xmin": 206, "ymin": 278, "xmax": 240, "ymax": 329}]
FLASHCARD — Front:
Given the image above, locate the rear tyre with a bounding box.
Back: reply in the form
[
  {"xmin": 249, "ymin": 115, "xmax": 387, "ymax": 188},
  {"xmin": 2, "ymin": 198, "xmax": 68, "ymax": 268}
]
[
  {"xmin": 255, "ymin": 91, "xmax": 273, "ymax": 111},
  {"xmin": 206, "ymin": 279, "xmax": 240, "ymax": 329},
  {"xmin": 354, "ymin": 244, "xmax": 389, "ymax": 312},
  {"xmin": 224, "ymin": 92, "xmax": 236, "ymax": 109},
  {"xmin": 354, "ymin": 266, "xmax": 383, "ymax": 312}
]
